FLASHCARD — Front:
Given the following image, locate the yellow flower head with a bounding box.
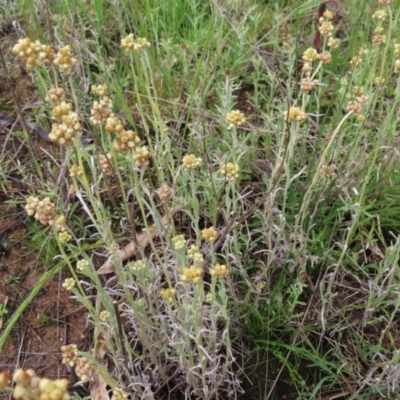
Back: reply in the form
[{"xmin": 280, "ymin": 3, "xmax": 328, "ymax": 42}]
[
  {"xmin": 187, "ymin": 245, "xmax": 199, "ymax": 257},
  {"xmin": 77, "ymin": 259, "xmax": 89, "ymax": 271},
  {"xmin": 317, "ymin": 51, "xmax": 332, "ymax": 64},
  {"xmin": 130, "ymin": 260, "xmax": 146, "ymax": 272},
  {"xmin": 327, "ymin": 37, "xmax": 340, "ymax": 49},
  {"xmin": 62, "ymin": 278, "xmax": 75, "ymax": 291},
  {"xmin": 172, "ymin": 234, "xmax": 186, "ymax": 250},
  {"xmin": 160, "ymin": 288, "xmax": 176, "ymax": 302},
  {"xmin": 323, "ymin": 9, "xmax": 333, "ymax": 20},
  {"xmin": 220, "ymin": 162, "xmax": 240, "ymax": 181},
  {"xmin": 99, "ymin": 311, "xmax": 111, "ymax": 321},
  {"xmin": 187, "ymin": 245, "xmax": 203, "ymax": 264},
  {"xmin": 59, "ymin": 231, "xmax": 72, "ymax": 243},
  {"xmin": 318, "ymin": 20, "xmax": 334, "ymax": 36},
  {"xmin": 302, "ymin": 47, "xmax": 318, "ymax": 63},
  {"xmin": 210, "ymin": 263, "xmax": 229, "ymax": 279},
  {"xmin": 53, "ymin": 44, "xmax": 78, "ymax": 72},
  {"xmin": 133, "ymin": 146, "xmax": 151, "ymax": 167},
  {"xmin": 372, "ymin": 10, "xmax": 387, "ymax": 21},
  {"xmin": 111, "ymin": 388, "xmax": 129, "ymax": 400},
  {"xmin": 283, "ymin": 107, "xmax": 307, "ymax": 123},
  {"xmin": 226, "ymin": 110, "xmax": 246, "ymax": 130},
  {"xmin": 180, "ymin": 265, "xmax": 203, "ymax": 284},
  {"xmin": 69, "ymin": 164, "xmax": 84, "ymax": 178},
  {"xmin": 91, "ymin": 84, "xmax": 108, "ymax": 97},
  {"xmin": 201, "ymin": 226, "xmax": 218, "ymax": 243},
  {"xmin": 182, "ymin": 154, "xmax": 202, "ymax": 169},
  {"xmin": 121, "ymin": 34, "xmax": 150, "ymax": 53}
]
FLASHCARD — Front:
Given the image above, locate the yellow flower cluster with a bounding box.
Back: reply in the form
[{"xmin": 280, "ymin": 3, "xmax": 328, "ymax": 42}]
[
  {"xmin": 53, "ymin": 45, "xmax": 78, "ymax": 72},
  {"xmin": 77, "ymin": 259, "xmax": 89, "ymax": 271},
  {"xmin": 62, "ymin": 278, "xmax": 75, "ymax": 291},
  {"xmin": 59, "ymin": 231, "xmax": 72, "ymax": 243},
  {"xmin": 75, "ymin": 357, "xmax": 92, "ymax": 382},
  {"xmin": 160, "ymin": 288, "xmax": 176, "ymax": 302},
  {"xmin": 54, "ymin": 215, "xmax": 66, "ymax": 230},
  {"xmin": 49, "ymin": 101, "xmax": 81, "ymax": 146},
  {"xmin": 156, "ymin": 184, "xmax": 174, "ymax": 201},
  {"xmin": 180, "ymin": 265, "xmax": 203, "ymax": 284},
  {"xmin": 45, "ymin": 88, "xmax": 65, "ymax": 103},
  {"xmin": 99, "ymin": 153, "xmax": 113, "ymax": 176},
  {"xmin": 25, "ymin": 196, "xmax": 58, "ymax": 226},
  {"xmin": 91, "ymin": 84, "xmax": 108, "ymax": 97},
  {"xmin": 121, "ymin": 33, "xmax": 151, "ymax": 53},
  {"xmin": 182, "ymin": 154, "xmax": 202, "ymax": 170},
  {"xmin": 323, "ymin": 9, "xmax": 333, "ymax": 19},
  {"xmin": 135, "ymin": 37, "xmax": 151, "ymax": 52},
  {"xmin": 302, "ymin": 47, "xmax": 318, "ymax": 63},
  {"xmin": 99, "ymin": 310, "xmax": 111, "ymax": 321},
  {"xmin": 11, "ymin": 369, "xmax": 70, "ymax": 400},
  {"xmin": 133, "ymin": 146, "xmax": 151, "ymax": 167},
  {"xmin": 25, "ymin": 196, "xmax": 40, "ymax": 217},
  {"xmin": 346, "ymin": 86, "xmax": 369, "ymax": 119},
  {"xmin": 114, "ymin": 130, "xmax": 141, "ymax": 153},
  {"xmin": 372, "ymin": 9, "xmax": 387, "ymax": 21},
  {"xmin": 318, "ymin": 19, "xmax": 334, "ymax": 37},
  {"xmin": 61, "ymin": 344, "xmax": 92, "ymax": 381},
  {"xmin": 90, "ymin": 96, "xmax": 113, "ymax": 125},
  {"xmin": 201, "ymin": 227, "xmax": 218, "ymax": 243},
  {"xmin": 317, "ymin": 50, "xmax": 332, "ymax": 64},
  {"xmin": 318, "ymin": 9, "xmax": 334, "ymax": 37},
  {"xmin": 111, "ymin": 388, "xmax": 129, "ymax": 400},
  {"xmin": 105, "ymin": 115, "xmax": 124, "ymax": 133},
  {"xmin": 300, "ymin": 46, "xmax": 335, "ymax": 94},
  {"xmin": 60, "ymin": 344, "xmax": 79, "ymax": 366},
  {"xmin": 11, "ymin": 38, "xmax": 54, "ymax": 71},
  {"xmin": 226, "ymin": 110, "xmax": 246, "ymax": 130},
  {"xmin": 187, "ymin": 245, "xmax": 199, "ymax": 257},
  {"xmin": 55, "ymin": 215, "xmax": 71, "ymax": 244},
  {"xmin": 327, "ymin": 37, "xmax": 340, "ymax": 49},
  {"xmin": 51, "ymin": 101, "xmax": 72, "ymax": 119},
  {"xmin": 129, "ymin": 260, "xmax": 145, "ymax": 272},
  {"xmin": 283, "ymin": 106, "xmax": 307, "ymax": 123},
  {"xmin": 300, "ymin": 10, "xmax": 338, "ymax": 97},
  {"xmin": 89, "ymin": 89, "xmax": 142, "ymax": 154},
  {"xmin": 172, "ymin": 234, "xmax": 186, "ymax": 250},
  {"xmin": 187, "ymin": 245, "xmax": 203, "ymax": 264},
  {"xmin": 69, "ymin": 164, "xmax": 84, "ymax": 178},
  {"xmin": 300, "ymin": 77, "xmax": 319, "ymax": 93},
  {"xmin": 372, "ymin": 27, "xmax": 386, "ymax": 45},
  {"xmin": 220, "ymin": 162, "xmax": 240, "ymax": 181},
  {"xmin": 12, "ymin": 38, "xmax": 77, "ymax": 73},
  {"xmin": 52, "ymin": 112, "xmax": 81, "ymax": 143},
  {"xmin": 210, "ymin": 263, "xmax": 229, "ymax": 279}
]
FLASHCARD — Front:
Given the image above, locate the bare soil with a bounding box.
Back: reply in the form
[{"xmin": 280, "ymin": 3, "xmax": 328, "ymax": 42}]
[{"xmin": 0, "ymin": 203, "xmax": 89, "ymax": 395}]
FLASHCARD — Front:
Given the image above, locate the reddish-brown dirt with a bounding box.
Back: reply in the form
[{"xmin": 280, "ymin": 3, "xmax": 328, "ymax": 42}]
[{"xmin": 0, "ymin": 203, "xmax": 89, "ymax": 397}]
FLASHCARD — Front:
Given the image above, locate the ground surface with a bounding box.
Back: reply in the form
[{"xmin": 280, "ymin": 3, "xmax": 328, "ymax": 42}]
[{"xmin": 0, "ymin": 203, "xmax": 89, "ymax": 393}]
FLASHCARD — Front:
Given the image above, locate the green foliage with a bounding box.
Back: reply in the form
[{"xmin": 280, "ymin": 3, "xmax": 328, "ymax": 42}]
[{"xmin": 1, "ymin": 0, "xmax": 400, "ymax": 398}]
